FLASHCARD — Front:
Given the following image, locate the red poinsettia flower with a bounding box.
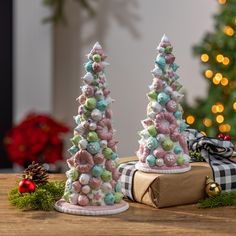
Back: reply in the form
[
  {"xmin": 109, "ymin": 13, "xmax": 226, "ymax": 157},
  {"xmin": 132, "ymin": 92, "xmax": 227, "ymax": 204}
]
[{"xmin": 4, "ymin": 113, "xmax": 69, "ymax": 167}]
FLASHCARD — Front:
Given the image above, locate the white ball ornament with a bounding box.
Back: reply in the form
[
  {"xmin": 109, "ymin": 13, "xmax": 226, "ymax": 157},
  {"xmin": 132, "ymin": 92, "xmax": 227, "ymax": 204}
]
[
  {"xmin": 89, "ymin": 122, "xmax": 97, "ymax": 131},
  {"xmin": 156, "ymin": 158, "xmax": 164, "ymax": 167},
  {"xmin": 74, "ymin": 124, "xmax": 86, "ymax": 135},
  {"xmin": 79, "ymin": 174, "xmax": 90, "ymax": 185},
  {"xmin": 151, "ymin": 102, "xmax": 162, "ymax": 113},
  {"xmin": 100, "ymin": 140, "xmax": 108, "ymax": 148},
  {"xmin": 81, "ymin": 185, "xmax": 91, "ymax": 194},
  {"xmin": 69, "ymin": 193, "xmax": 79, "ymax": 205},
  {"xmin": 95, "ymin": 90, "xmax": 104, "ymax": 100},
  {"xmin": 91, "ymin": 109, "xmax": 103, "ymax": 121},
  {"xmin": 101, "ymin": 182, "xmax": 112, "ymax": 193},
  {"xmin": 148, "ymin": 111, "xmax": 156, "ymax": 119},
  {"xmin": 79, "ymin": 139, "xmax": 88, "ymax": 149},
  {"xmin": 82, "ymin": 72, "xmax": 93, "ymax": 85}
]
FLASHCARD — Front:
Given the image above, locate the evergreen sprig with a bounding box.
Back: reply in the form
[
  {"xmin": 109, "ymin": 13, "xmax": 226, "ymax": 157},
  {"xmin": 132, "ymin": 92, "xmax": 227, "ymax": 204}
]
[
  {"xmin": 198, "ymin": 191, "xmax": 236, "ymax": 208},
  {"xmin": 9, "ymin": 181, "xmax": 65, "ymax": 211}
]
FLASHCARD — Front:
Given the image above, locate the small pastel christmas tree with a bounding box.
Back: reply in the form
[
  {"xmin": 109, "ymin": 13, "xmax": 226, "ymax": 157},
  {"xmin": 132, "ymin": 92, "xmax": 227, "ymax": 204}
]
[
  {"xmin": 55, "ymin": 42, "xmax": 129, "ymax": 215},
  {"xmin": 136, "ymin": 35, "xmax": 191, "ymax": 173}
]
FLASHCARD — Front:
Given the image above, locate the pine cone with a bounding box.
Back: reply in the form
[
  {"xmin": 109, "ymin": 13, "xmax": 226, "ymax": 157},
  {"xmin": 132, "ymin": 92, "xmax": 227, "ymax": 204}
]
[{"xmin": 23, "ymin": 161, "xmax": 49, "ymax": 185}]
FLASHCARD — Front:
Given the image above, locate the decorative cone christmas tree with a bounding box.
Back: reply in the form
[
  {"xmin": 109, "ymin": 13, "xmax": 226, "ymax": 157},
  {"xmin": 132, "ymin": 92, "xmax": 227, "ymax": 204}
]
[
  {"xmin": 55, "ymin": 42, "xmax": 129, "ymax": 215},
  {"xmin": 136, "ymin": 35, "xmax": 191, "ymax": 173}
]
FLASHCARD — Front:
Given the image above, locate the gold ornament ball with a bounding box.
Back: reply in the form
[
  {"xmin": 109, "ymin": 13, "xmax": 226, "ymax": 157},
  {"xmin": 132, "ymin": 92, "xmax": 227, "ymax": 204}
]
[{"xmin": 205, "ymin": 176, "xmax": 222, "ymax": 197}]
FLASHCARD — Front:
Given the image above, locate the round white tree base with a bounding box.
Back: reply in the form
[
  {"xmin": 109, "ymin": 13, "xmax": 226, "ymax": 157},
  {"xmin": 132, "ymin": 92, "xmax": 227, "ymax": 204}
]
[
  {"xmin": 54, "ymin": 199, "xmax": 129, "ymax": 216},
  {"xmin": 135, "ymin": 162, "xmax": 191, "ymax": 174}
]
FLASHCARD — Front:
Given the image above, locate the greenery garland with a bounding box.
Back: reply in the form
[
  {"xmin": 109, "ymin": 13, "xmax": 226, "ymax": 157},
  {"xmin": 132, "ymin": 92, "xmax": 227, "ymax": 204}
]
[
  {"xmin": 9, "ymin": 181, "xmax": 65, "ymax": 211},
  {"xmin": 198, "ymin": 191, "xmax": 236, "ymax": 208}
]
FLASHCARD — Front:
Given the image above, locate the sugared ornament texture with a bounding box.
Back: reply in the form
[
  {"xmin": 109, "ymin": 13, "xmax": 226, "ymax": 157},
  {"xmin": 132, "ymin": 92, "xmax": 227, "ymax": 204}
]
[
  {"xmin": 55, "ymin": 42, "xmax": 128, "ymax": 215},
  {"xmin": 136, "ymin": 35, "xmax": 191, "ymax": 173}
]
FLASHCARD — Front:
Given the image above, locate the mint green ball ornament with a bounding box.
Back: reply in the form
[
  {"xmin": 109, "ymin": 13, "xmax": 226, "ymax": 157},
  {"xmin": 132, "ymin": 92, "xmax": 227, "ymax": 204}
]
[
  {"xmin": 101, "ymin": 170, "xmax": 112, "ymax": 182},
  {"xmin": 162, "ymin": 138, "xmax": 174, "ymax": 151},
  {"xmin": 103, "ymin": 147, "xmax": 113, "ymax": 160},
  {"xmin": 177, "ymin": 156, "xmax": 185, "ymax": 166},
  {"xmin": 146, "ymin": 155, "xmax": 156, "ymax": 167},
  {"xmin": 87, "ymin": 131, "xmax": 99, "ymax": 142},
  {"xmin": 104, "ymin": 192, "xmax": 115, "ymax": 205},
  {"xmin": 85, "ymin": 97, "xmax": 97, "ymax": 110},
  {"xmin": 93, "ymin": 54, "xmax": 101, "ymax": 62}
]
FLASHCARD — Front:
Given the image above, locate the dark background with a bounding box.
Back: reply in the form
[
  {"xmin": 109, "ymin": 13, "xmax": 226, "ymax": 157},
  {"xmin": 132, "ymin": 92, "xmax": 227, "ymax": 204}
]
[{"xmin": 0, "ymin": 1, "xmax": 13, "ymax": 168}]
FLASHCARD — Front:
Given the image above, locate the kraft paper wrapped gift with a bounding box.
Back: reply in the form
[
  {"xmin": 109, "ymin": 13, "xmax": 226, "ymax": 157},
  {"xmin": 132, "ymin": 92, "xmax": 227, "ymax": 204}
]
[{"xmin": 119, "ymin": 157, "xmax": 236, "ymax": 208}]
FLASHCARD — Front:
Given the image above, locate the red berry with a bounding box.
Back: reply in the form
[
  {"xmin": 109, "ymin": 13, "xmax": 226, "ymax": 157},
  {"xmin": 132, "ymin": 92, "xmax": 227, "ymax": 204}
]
[
  {"xmin": 217, "ymin": 134, "xmax": 225, "ymax": 139},
  {"xmin": 224, "ymin": 135, "xmax": 231, "ymax": 141},
  {"xmin": 18, "ymin": 179, "xmax": 36, "ymax": 193}
]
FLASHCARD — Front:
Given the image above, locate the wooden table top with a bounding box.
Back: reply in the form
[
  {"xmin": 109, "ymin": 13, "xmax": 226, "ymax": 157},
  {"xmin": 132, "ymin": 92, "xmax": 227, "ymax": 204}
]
[{"xmin": 0, "ymin": 174, "xmax": 236, "ymax": 236}]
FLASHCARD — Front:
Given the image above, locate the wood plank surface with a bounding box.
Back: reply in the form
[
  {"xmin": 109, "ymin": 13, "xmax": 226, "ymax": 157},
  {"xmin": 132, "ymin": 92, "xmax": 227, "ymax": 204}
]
[{"xmin": 0, "ymin": 174, "xmax": 236, "ymax": 236}]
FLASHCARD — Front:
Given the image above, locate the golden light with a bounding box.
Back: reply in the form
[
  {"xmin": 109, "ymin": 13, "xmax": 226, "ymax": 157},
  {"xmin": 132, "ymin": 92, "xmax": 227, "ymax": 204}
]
[
  {"xmin": 216, "ymin": 115, "xmax": 224, "ymax": 123},
  {"xmin": 218, "ymin": 0, "xmax": 226, "ymax": 4},
  {"xmin": 212, "ymin": 103, "xmax": 224, "ymax": 113},
  {"xmin": 216, "ymin": 54, "xmax": 224, "ymax": 63},
  {"xmin": 203, "ymin": 118, "xmax": 212, "ymax": 127},
  {"xmin": 186, "ymin": 115, "xmax": 195, "ymax": 125},
  {"xmin": 215, "ymin": 73, "xmax": 223, "ymax": 80},
  {"xmin": 222, "ymin": 57, "xmax": 230, "ymax": 65},
  {"xmin": 217, "ymin": 103, "xmax": 224, "ymax": 112},
  {"xmin": 224, "ymin": 26, "xmax": 235, "ymax": 36},
  {"xmin": 219, "ymin": 124, "xmax": 226, "ymax": 132},
  {"xmin": 213, "ymin": 77, "xmax": 221, "ymax": 85},
  {"xmin": 233, "ymin": 102, "xmax": 236, "ymax": 110},
  {"xmin": 226, "ymin": 124, "xmax": 231, "ymax": 132},
  {"xmin": 201, "ymin": 54, "xmax": 209, "ymax": 63},
  {"xmin": 221, "ymin": 77, "xmax": 229, "ymax": 86},
  {"xmin": 213, "ymin": 73, "xmax": 223, "ymax": 85},
  {"xmin": 205, "ymin": 70, "xmax": 213, "ymax": 78},
  {"xmin": 211, "ymin": 105, "xmax": 218, "ymax": 113},
  {"xmin": 219, "ymin": 124, "xmax": 231, "ymax": 132}
]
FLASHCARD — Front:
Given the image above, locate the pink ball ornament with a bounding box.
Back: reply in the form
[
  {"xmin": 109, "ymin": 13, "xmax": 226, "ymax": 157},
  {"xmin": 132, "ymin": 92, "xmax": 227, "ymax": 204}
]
[
  {"xmin": 166, "ymin": 100, "xmax": 178, "ymax": 112},
  {"xmin": 107, "ymin": 139, "xmax": 118, "ymax": 152},
  {"xmin": 96, "ymin": 118, "xmax": 113, "ymax": 141},
  {"xmin": 152, "ymin": 78, "xmax": 164, "ymax": 92},
  {"xmin": 92, "ymin": 62, "xmax": 104, "ymax": 73},
  {"xmin": 72, "ymin": 181, "xmax": 82, "ymax": 193},
  {"xmin": 105, "ymin": 160, "xmax": 116, "ymax": 172},
  {"xmin": 112, "ymin": 170, "xmax": 121, "ymax": 181},
  {"xmin": 137, "ymin": 144, "xmax": 150, "ymax": 162},
  {"xmin": 165, "ymin": 54, "xmax": 175, "ymax": 64},
  {"xmin": 103, "ymin": 89, "xmax": 111, "ymax": 97},
  {"xmin": 170, "ymin": 132, "xmax": 180, "ymax": 142},
  {"xmin": 105, "ymin": 109, "xmax": 112, "ymax": 119},
  {"xmin": 153, "ymin": 148, "xmax": 166, "ymax": 159},
  {"xmin": 89, "ymin": 177, "xmax": 102, "ymax": 189},
  {"xmin": 110, "ymin": 180, "xmax": 116, "ymax": 188},
  {"xmin": 93, "ymin": 153, "xmax": 104, "ymax": 164},
  {"xmin": 164, "ymin": 153, "xmax": 177, "ymax": 167},
  {"xmin": 78, "ymin": 194, "xmax": 89, "ymax": 206},
  {"xmin": 77, "ymin": 94, "xmax": 86, "ymax": 105}
]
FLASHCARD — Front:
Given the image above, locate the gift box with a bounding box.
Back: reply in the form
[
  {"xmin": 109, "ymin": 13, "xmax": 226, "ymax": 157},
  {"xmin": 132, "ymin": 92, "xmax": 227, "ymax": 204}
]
[{"xmin": 118, "ymin": 156, "xmax": 236, "ymax": 208}]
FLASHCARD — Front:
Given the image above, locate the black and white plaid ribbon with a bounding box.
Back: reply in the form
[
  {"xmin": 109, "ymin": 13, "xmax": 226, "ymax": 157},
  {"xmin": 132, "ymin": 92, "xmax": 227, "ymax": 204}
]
[
  {"xmin": 118, "ymin": 161, "xmax": 137, "ymax": 200},
  {"xmin": 184, "ymin": 129, "xmax": 236, "ymax": 192}
]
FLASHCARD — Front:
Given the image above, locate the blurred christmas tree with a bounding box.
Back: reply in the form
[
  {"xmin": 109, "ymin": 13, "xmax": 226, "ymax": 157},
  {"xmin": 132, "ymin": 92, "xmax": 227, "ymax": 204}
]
[{"xmin": 184, "ymin": 0, "xmax": 236, "ymax": 137}]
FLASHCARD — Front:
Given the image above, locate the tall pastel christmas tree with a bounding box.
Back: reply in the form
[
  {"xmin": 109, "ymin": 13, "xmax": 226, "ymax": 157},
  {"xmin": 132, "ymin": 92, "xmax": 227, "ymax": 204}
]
[
  {"xmin": 136, "ymin": 35, "xmax": 191, "ymax": 173},
  {"xmin": 55, "ymin": 42, "xmax": 129, "ymax": 215}
]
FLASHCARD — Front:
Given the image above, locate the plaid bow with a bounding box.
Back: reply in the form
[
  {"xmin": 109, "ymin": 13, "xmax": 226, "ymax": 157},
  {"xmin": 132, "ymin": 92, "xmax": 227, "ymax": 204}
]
[{"xmin": 184, "ymin": 129, "xmax": 236, "ymax": 192}]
